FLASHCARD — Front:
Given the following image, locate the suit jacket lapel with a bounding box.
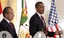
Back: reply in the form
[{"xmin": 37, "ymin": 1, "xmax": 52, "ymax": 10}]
[
  {"xmin": 35, "ymin": 13, "xmax": 44, "ymax": 25},
  {"xmin": 2, "ymin": 19, "xmax": 14, "ymax": 36},
  {"xmin": 35, "ymin": 13, "xmax": 46, "ymax": 31}
]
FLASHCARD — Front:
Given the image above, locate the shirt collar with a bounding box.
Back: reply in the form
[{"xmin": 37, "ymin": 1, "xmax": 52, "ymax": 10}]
[
  {"xmin": 4, "ymin": 18, "xmax": 11, "ymax": 23},
  {"xmin": 36, "ymin": 12, "xmax": 43, "ymax": 18}
]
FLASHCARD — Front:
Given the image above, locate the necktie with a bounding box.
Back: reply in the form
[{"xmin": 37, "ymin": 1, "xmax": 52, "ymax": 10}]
[
  {"xmin": 41, "ymin": 16, "xmax": 45, "ymax": 24},
  {"xmin": 9, "ymin": 22, "xmax": 14, "ymax": 30},
  {"xmin": 41, "ymin": 16, "xmax": 46, "ymax": 31}
]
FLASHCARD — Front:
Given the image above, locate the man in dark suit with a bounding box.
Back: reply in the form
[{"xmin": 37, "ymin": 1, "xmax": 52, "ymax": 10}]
[
  {"xmin": 29, "ymin": 2, "xmax": 62, "ymax": 38},
  {"xmin": 0, "ymin": 7, "xmax": 18, "ymax": 38}
]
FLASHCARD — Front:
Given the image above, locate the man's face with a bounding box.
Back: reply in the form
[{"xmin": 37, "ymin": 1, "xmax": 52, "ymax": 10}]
[
  {"xmin": 5, "ymin": 8, "xmax": 14, "ymax": 21},
  {"xmin": 36, "ymin": 3, "xmax": 44, "ymax": 14}
]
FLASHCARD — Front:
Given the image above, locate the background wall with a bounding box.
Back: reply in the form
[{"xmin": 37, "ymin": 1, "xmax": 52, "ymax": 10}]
[
  {"xmin": 1, "ymin": 0, "xmax": 8, "ymax": 9},
  {"xmin": 56, "ymin": 0, "xmax": 64, "ymax": 30}
]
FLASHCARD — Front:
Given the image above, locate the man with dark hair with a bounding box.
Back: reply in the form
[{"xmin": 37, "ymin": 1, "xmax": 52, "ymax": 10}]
[
  {"xmin": 0, "ymin": 7, "xmax": 18, "ymax": 38},
  {"xmin": 29, "ymin": 1, "xmax": 62, "ymax": 38}
]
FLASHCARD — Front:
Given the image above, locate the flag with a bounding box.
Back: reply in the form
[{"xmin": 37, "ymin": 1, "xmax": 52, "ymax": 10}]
[
  {"xmin": 20, "ymin": 0, "xmax": 28, "ymax": 25},
  {"xmin": 48, "ymin": 0, "xmax": 59, "ymax": 38},
  {"xmin": 0, "ymin": 0, "xmax": 3, "ymax": 21},
  {"xmin": 19, "ymin": 0, "xmax": 30, "ymax": 38},
  {"xmin": 0, "ymin": 1, "xmax": 2, "ymax": 14}
]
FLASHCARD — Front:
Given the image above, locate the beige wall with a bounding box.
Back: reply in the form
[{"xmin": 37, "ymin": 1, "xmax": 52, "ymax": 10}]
[{"xmin": 1, "ymin": 0, "xmax": 8, "ymax": 10}]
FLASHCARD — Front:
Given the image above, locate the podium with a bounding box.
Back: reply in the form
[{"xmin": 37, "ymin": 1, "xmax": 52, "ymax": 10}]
[
  {"xmin": 33, "ymin": 31, "xmax": 46, "ymax": 38},
  {"xmin": 0, "ymin": 31, "xmax": 12, "ymax": 38}
]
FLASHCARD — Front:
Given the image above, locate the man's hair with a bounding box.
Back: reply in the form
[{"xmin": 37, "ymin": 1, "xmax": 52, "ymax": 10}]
[
  {"xmin": 35, "ymin": 1, "xmax": 43, "ymax": 7},
  {"xmin": 3, "ymin": 7, "xmax": 11, "ymax": 17}
]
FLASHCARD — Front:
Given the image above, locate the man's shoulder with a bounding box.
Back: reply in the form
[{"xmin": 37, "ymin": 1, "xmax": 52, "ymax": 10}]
[
  {"xmin": 0, "ymin": 19, "xmax": 6, "ymax": 25},
  {"xmin": 1, "ymin": 19, "xmax": 6, "ymax": 23},
  {"xmin": 0, "ymin": 22, "xmax": 4, "ymax": 27},
  {"xmin": 0, "ymin": 19, "xmax": 4, "ymax": 26},
  {"xmin": 0, "ymin": 20, "xmax": 5, "ymax": 30},
  {"xmin": 0, "ymin": 19, "xmax": 8, "ymax": 30},
  {"xmin": 31, "ymin": 13, "xmax": 37, "ymax": 18}
]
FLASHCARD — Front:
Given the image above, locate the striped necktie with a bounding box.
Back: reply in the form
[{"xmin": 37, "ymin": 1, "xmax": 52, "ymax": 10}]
[
  {"xmin": 9, "ymin": 22, "xmax": 14, "ymax": 30},
  {"xmin": 41, "ymin": 16, "xmax": 46, "ymax": 31}
]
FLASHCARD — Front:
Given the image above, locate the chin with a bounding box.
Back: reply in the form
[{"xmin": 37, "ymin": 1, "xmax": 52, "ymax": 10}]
[
  {"xmin": 41, "ymin": 12, "xmax": 44, "ymax": 14},
  {"xmin": 10, "ymin": 19, "xmax": 13, "ymax": 21}
]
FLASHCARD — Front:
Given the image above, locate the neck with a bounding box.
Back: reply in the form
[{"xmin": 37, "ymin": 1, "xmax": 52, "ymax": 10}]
[{"xmin": 5, "ymin": 18, "xmax": 11, "ymax": 21}]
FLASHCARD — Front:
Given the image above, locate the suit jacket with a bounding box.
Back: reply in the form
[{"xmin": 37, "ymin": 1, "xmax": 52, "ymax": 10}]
[
  {"xmin": 29, "ymin": 13, "xmax": 55, "ymax": 37},
  {"xmin": 0, "ymin": 19, "xmax": 18, "ymax": 38}
]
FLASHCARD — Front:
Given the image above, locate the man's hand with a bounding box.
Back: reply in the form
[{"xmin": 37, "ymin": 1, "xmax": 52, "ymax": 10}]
[
  {"xmin": 55, "ymin": 30, "xmax": 62, "ymax": 35},
  {"xmin": 59, "ymin": 31, "xmax": 63, "ymax": 35},
  {"xmin": 42, "ymin": 28, "xmax": 48, "ymax": 35},
  {"xmin": 43, "ymin": 31, "xmax": 48, "ymax": 35}
]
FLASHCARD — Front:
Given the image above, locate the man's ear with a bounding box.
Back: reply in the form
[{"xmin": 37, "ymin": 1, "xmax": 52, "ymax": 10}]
[
  {"xmin": 36, "ymin": 7, "xmax": 38, "ymax": 11},
  {"xmin": 5, "ymin": 14, "xmax": 8, "ymax": 18}
]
